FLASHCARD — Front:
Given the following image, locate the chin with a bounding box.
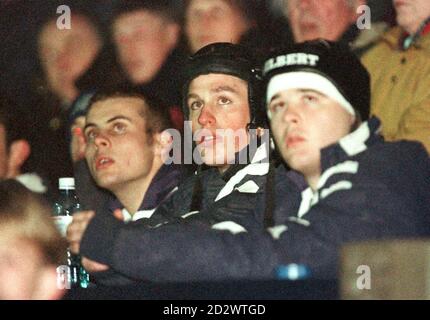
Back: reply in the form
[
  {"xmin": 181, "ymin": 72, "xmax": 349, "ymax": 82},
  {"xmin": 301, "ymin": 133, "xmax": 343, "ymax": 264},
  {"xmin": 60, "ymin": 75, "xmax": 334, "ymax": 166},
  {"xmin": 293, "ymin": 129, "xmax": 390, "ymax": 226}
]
[{"xmin": 94, "ymin": 175, "xmax": 118, "ymax": 190}]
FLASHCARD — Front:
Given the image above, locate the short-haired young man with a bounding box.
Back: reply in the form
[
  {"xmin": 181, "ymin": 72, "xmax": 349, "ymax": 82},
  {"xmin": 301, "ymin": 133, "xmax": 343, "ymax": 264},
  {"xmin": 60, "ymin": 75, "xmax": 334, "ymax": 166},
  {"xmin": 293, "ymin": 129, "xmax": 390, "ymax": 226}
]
[{"xmin": 67, "ymin": 90, "xmax": 184, "ymax": 283}]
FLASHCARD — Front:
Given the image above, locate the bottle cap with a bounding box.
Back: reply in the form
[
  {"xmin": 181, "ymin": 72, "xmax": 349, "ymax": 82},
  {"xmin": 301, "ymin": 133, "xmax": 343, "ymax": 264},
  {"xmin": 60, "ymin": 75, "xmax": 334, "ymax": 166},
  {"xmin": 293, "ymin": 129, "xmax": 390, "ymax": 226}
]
[
  {"xmin": 276, "ymin": 264, "xmax": 311, "ymax": 281},
  {"xmin": 59, "ymin": 177, "xmax": 75, "ymax": 190}
]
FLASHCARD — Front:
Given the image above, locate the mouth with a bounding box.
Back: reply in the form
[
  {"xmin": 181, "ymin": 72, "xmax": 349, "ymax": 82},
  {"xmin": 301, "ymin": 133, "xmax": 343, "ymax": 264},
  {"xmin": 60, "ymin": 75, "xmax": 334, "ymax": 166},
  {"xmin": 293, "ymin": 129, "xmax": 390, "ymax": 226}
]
[
  {"xmin": 300, "ymin": 21, "xmax": 319, "ymax": 32},
  {"xmin": 286, "ymin": 135, "xmax": 306, "ymax": 148},
  {"xmin": 198, "ymin": 134, "xmax": 221, "ymax": 147},
  {"xmin": 125, "ymin": 60, "xmax": 143, "ymax": 71},
  {"xmin": 95, "ymin": 156, "xmax": 114, "ymax": 170}
]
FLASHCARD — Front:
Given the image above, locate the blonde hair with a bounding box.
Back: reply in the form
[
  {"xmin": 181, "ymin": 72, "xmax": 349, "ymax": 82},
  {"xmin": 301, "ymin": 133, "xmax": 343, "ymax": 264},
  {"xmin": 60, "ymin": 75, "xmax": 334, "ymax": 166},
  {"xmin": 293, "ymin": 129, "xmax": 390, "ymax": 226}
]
[{"xmin": 0, "ymin": 180, "xmax": 67, "ymax": 266}]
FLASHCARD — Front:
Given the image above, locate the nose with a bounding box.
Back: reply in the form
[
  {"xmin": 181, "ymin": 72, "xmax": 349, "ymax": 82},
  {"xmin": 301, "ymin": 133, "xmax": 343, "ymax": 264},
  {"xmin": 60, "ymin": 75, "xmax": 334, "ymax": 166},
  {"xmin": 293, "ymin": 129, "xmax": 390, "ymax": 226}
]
[
  {"xmin": 282, "ymin": 102, "xmax": 301, "ymax": 125},
  {"xmin": 117, "ymin": 35, "xmax": 137, "ymax": 55},
  {"xmin": 55, "ymin": 50, "xmax": 70, "ymax": 71},
  {"xmin": 93, "ymin": 132, "xmax": 110, "ymax": 149},
  {"xmin": 198, "ymin": 105, "xmax": 216, "ymax": 127},
  {"xmin": 198, "ymin": 10, "xmax": 218, "ymax": 29}
]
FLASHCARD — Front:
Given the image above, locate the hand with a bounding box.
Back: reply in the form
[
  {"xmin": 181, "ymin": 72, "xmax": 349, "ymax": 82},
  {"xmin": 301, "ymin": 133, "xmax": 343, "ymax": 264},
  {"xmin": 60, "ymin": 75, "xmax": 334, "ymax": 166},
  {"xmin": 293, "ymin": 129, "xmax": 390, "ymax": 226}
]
[
  {"xmin": 66, "ymin": 210, "xmax": 95, "ymax": 254},
  {"xmin": 82, "ymin": 257, "xmax": 109, "ymax": 273},
  {"xmin": 113, "ymin": 208, "xmax": 124, "ymax": 221}
]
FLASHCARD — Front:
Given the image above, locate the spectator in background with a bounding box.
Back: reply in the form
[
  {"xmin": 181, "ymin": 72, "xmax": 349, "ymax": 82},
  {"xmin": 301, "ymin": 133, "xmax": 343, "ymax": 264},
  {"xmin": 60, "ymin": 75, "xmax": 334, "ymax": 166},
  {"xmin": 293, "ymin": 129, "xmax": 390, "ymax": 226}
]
[
  {"xmin": 28, "ymin": 11, "xmax": 103, "ymax": 195},
  {"xmin": 110, "ymin": 0, "xmax": 185, "ymax": 129},
  {"xmin": 38, "ymin": 14, "xmax": 102, "ymax": 105},
  {"xmin": 184, "ymin": 0, "xmax": 254, "ymax": 53},
  {"xmin": 283, "ymin": 0, "xmax": 387, "ymax": 56},
  {"xmin": 0, "ymin": 95, "xmax": 47, "ymax": 194},
  {"xmin": 184, "ymin": 0, "xmax": 280, "ymax": 57},
  {"xmin": 0, "ymin": 180, "xmax": 67, "ymax": 300},
  {"xmin": 361, "ymin": 0, "xmax": 430, "ymax": 153}
]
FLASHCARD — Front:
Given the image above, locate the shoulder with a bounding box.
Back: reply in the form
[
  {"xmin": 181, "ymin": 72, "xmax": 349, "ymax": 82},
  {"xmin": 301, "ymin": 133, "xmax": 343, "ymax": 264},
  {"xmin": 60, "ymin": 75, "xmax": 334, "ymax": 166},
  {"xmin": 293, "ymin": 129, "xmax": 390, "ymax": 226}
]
[
  {"xmin": 360, "ymin": 139, "xmax": 428, "ymax": 165},
  {"xmin": 361, "ymin": 26, "xmax": 401, "ymax": 64},
  {"xmin": 350, "ymin": 139, "xmax": 429, "ymax": 192}
]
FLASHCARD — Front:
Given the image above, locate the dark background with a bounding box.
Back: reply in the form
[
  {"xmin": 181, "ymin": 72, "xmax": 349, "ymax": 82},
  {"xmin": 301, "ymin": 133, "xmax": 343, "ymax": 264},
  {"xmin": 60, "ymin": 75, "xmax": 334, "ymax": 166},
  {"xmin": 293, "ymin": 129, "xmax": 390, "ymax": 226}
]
[{"xmin": 0, "ymin": 0, "xmax": 394, "ymax": 100}]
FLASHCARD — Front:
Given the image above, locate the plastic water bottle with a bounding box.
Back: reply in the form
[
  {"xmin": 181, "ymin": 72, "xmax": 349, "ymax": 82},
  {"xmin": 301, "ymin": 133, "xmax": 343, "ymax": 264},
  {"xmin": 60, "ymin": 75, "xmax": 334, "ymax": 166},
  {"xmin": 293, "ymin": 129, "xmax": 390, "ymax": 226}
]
[
  {"xmin": 52, "ymin": 177, "xmax": 90, "ymax": 288},
  {"xmin": 276, "ymin": 264, "xmax": 311, "ymax": 281}
]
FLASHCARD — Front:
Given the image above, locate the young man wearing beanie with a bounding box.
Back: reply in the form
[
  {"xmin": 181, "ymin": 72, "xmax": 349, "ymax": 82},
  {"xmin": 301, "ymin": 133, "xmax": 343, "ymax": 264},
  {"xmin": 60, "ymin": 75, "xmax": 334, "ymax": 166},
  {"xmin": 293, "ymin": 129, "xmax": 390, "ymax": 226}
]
[
  {"xmin": 70, "ymin": 43, "xmax": 271, "ymax": 283},
  {"xmin": 263, "ymin": 40, "xmax": 430, "ymax": 278}
]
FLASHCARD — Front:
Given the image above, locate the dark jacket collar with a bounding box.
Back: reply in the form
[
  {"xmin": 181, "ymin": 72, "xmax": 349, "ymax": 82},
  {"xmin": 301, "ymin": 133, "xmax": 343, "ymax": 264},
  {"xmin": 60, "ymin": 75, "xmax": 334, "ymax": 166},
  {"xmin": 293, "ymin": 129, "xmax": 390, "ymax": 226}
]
[
  {"xmin": 109, "ymin": 164, "xmax": 183, "ymax": 212},
  {"xmin": 319, "ymin": 117, "xmax": 383, "ymax": 173},
  {"xmin": 285, "ymin": 117, "xmax": 383, "ymax": 188},
  {"xmin": 339, "ymin": 23, "xmax": 361, "ymax": 46}
]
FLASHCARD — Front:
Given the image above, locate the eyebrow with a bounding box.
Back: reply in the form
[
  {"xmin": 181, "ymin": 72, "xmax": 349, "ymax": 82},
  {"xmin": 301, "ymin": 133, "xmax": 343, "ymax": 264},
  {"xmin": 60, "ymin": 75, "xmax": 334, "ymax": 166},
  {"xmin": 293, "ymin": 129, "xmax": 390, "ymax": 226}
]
[
  {"xmin": 187, "ymin": 85, "xmax": 240, "ymax": 99},
  {"xmin": 84, "ymin": 115, "xmax": 132, "ymax": 132},
  {"xmin": 211, "ymin": 85, "xmax": 238, "ymax": 94},
  {"xmin": 298, "ymin": 89, "xmax": 325, "ymax": 96},
  {"xmin": 269, "ymin": 88, "xmax": 326, "ymax": 103},
  {"xmin": 187, "ymin": 93, "xmax": 200, "ymax": 100},
  {"xmin": 269, "ymin": 93, "xmax": 281, "ymax": 103}
]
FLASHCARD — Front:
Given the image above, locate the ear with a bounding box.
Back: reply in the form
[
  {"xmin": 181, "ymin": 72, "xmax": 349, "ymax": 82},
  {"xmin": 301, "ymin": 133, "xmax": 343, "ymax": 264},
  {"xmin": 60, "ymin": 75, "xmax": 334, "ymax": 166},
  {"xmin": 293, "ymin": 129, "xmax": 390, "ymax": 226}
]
[
  {"xmin": 153, "ymin": 130, "xmax": 173, "ymax": 159},
  {"xmin": 354, "ymin": 0, "xmax": 368, "ymax": 14},
  {"xmin": 6, "ymin": 140, "xmax": 31, "ymax": 178}
]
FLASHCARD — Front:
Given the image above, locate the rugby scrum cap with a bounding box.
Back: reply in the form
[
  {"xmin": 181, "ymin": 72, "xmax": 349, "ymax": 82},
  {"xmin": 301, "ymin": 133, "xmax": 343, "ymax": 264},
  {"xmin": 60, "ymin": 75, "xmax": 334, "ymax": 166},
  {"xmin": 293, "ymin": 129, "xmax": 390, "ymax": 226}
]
[
  {"xmin": 263, "ymin": 39, "xmax": 370, "ymax": 121},
  {"xmin": 182, "ymin": 42, "xmax": 266, "ymax": 128}
]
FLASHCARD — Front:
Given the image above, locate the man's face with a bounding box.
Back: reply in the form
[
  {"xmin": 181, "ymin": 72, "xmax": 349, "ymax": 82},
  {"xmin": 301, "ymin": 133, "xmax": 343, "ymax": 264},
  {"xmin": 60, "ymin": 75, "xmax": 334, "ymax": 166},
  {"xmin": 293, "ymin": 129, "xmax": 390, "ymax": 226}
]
[
  {"xmin": 185, "ymin": 0, "xmax": 251, "ymax": 53},
  {"xmin": 393, "ymin": 0, "xmax": 430, "ymax": 33},
  {"xmin": 286, "ymin": 0, "xmax": 358, "ymax": 42},
  {"xmin": 84, "ymin": 97, "xmax": 156, "ymax": 193},
  {"xmin": 268, "ymin": 88, "xmax": 354, "ymax": 176},
  {"xmin": 0, "ymin": 125, "xmax": 9, "ymax": 179},
  {"xmin": 187, "ymin": 74, "xmax": 251, "ymax": 170},
  {"xmin": 38, "ymin": 16, "xmax": 101, "ymax": 103},
  {"xmin": 113, "ymin": 10, "xmax": 179, "ymax": 84}
]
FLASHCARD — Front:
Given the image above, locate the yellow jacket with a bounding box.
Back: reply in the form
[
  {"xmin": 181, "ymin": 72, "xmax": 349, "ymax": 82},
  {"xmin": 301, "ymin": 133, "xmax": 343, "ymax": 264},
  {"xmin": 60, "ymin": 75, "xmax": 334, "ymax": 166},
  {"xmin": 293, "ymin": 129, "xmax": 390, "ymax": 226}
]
[{"xmin": 361, "ymin": 26, "xmax": 430, "ymax": 154}]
